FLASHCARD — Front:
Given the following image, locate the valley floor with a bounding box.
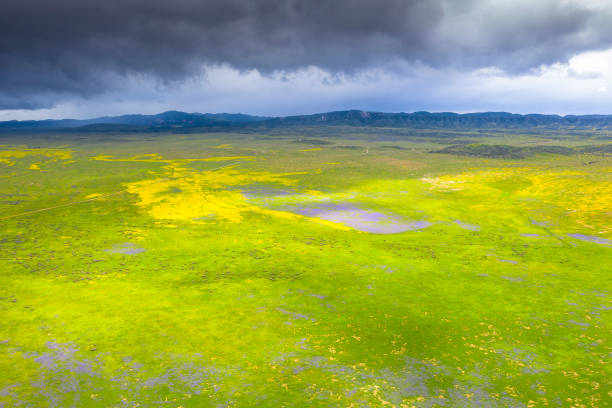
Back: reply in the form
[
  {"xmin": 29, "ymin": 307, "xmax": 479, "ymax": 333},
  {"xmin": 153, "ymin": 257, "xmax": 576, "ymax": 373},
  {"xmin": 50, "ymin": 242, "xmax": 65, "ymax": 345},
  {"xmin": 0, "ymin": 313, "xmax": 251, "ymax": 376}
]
[{"xmin": 0, "ymin": 130, "xmax": 610, "ymax": 407}]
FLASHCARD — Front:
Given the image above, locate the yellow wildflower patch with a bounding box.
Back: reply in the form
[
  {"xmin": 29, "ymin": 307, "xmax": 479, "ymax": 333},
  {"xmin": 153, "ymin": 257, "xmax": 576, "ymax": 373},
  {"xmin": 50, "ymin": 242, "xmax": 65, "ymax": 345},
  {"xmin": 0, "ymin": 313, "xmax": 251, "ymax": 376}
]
[
  {"xmin": 0, "ymin": 148, "xmax": 72, "ymax": 166},
  {"xmin": 126, "ymin": 164, "xmax": 301, "ymax": 223},
  {"xmin": 122, "ymin": 161, "xmax": 355, "ymax": 231},
  {"xmin": 92, "ymin": 154, "xmax": 254, "ymax": 163},
  {"xmin": 309, "ymin": 218, "xmax": 352, "ymax": 231},
  {"xmin": 423, "ymin": 167, "xmax": 612, "ymax": 234},
  {"xmin": 519, "ymin": 171, "xmax": 612, "ymax": 233},
  {"xmin": 303, "ymin": 189, "xmax": 325, "ymax": 196}
]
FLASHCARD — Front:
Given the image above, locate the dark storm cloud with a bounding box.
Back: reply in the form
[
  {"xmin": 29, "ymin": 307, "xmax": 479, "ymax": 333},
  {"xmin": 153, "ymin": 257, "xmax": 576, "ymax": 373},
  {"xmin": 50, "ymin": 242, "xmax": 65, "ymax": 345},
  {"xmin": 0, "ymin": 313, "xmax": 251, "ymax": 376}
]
[{"xmin": 2, "ymin": 0, "xmax": 612, "ymax": 109}]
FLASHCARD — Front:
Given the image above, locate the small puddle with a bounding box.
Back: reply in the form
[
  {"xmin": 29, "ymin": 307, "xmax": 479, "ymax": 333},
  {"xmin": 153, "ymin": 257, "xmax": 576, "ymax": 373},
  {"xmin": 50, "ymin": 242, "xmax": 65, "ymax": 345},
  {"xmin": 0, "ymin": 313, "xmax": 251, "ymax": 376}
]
[
  {"xmin": 567, "ymin": 234, "xmax": 611, "ymax": 246},
  {"xmin": 453, "ymin": 219, "xmax": 480, "ymax": 231},
  {"xmin": 520, "ymin": 233, "xmax": 541, "ymax": 238},
  {"xmin": 105, "ymin": 242, "xmax": 146, "ymax": 255},
  {"xmin": 529, "ymin": 218, "xmax": 549, "ymax": 227}
]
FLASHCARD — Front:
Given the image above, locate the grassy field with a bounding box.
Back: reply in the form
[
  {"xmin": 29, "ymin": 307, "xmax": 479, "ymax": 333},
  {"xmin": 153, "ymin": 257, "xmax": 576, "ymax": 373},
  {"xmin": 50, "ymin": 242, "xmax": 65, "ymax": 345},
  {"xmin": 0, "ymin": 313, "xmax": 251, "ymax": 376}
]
[{"xmin": 0, "ymin": 129, "xmax": 610, "ymax": 407}]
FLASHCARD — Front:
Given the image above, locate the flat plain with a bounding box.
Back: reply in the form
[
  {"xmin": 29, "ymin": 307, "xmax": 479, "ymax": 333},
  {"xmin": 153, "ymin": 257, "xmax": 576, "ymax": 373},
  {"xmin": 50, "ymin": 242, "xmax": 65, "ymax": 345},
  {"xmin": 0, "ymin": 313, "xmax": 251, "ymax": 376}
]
[{"xmin": 0, "ymin": 128, "xmax": 610, "ymax": 407}]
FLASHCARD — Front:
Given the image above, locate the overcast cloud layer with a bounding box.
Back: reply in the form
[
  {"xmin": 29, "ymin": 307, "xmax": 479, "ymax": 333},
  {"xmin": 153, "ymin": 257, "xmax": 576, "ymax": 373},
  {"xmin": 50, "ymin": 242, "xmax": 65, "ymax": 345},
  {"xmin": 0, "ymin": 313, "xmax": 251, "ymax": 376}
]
[{"xmin": 2, "ymin": 0, "xmax": 612, "ymax": 117}]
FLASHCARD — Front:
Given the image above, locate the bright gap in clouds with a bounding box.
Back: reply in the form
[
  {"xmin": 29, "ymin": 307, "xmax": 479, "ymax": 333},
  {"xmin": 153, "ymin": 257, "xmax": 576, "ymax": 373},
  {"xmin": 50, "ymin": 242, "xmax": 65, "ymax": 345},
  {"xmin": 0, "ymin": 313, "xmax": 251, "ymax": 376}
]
[{"xmin": 2, "ymin": 48, "xmax": 612, "ymax": 121}]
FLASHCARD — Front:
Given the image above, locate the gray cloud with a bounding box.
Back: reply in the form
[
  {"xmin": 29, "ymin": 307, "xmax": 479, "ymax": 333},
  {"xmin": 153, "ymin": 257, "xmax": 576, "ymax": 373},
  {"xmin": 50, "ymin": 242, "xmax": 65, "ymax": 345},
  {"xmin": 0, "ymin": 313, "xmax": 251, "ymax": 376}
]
[
  {"xmin": 2, "ymin": 0, "xmax": 612, "ymax": 109},
  {"xmin": 568, "ymin": 68, "xmax": 602, "ymax": 79}
]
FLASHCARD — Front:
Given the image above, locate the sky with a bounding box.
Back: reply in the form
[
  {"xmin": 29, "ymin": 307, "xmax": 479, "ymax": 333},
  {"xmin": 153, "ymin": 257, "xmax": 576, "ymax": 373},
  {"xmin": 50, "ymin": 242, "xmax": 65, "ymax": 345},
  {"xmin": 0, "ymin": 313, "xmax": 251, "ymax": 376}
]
[{"xmin": 2, "ymin": 0, "xmax": 612, "ymax": 120}]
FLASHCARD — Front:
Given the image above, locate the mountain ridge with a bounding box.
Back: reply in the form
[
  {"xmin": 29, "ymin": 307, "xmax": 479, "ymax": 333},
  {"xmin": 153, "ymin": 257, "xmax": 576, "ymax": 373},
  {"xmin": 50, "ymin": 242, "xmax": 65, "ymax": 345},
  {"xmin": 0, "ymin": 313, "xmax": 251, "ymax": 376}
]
[{"xmin": 3, "ymin": 109, "xmax": 612, "ymax": 132}]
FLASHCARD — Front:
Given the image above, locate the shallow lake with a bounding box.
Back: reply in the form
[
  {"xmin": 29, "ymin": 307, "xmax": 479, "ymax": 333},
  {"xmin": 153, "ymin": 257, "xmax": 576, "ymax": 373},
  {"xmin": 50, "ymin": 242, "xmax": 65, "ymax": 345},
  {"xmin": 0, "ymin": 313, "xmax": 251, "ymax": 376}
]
[{"xmin": 286, "ymin": 203, "xmax": 431, "ymax": 234}]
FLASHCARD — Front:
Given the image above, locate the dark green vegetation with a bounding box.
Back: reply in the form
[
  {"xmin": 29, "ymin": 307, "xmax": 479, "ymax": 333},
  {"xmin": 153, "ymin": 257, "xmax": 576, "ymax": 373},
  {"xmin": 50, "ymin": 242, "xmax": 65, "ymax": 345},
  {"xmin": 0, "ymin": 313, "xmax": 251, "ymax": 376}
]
[
  {"xmin": 0, "ymin": 126, "xmax": 611, "ymax": 407},
  {"xmin": 433, "ymin": 144, "xmax": 578, "ymax": 159}
]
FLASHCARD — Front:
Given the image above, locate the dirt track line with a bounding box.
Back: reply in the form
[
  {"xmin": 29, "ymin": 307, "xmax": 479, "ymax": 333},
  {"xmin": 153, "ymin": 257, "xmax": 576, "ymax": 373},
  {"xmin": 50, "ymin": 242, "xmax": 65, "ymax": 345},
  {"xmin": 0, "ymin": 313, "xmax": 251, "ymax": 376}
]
[
  {"xmin": 0, "ymin": 190, "xmax": 130, "ymax": 221},
  {"xmin": 0, "ymin": 161, "xmax": 242, "ymax": 222}
]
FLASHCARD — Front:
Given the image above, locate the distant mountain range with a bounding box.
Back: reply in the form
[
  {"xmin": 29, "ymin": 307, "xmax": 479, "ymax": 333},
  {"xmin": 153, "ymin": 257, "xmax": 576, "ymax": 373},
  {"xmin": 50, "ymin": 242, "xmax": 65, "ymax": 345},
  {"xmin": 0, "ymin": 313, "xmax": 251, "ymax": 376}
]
[
  {"xmin": 3, "ymin": 109, "xmax": 612, "ymax": 132},
  {"xmin": 0, "ymin": 111, "xmax": 270, "ymax": 131}
]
